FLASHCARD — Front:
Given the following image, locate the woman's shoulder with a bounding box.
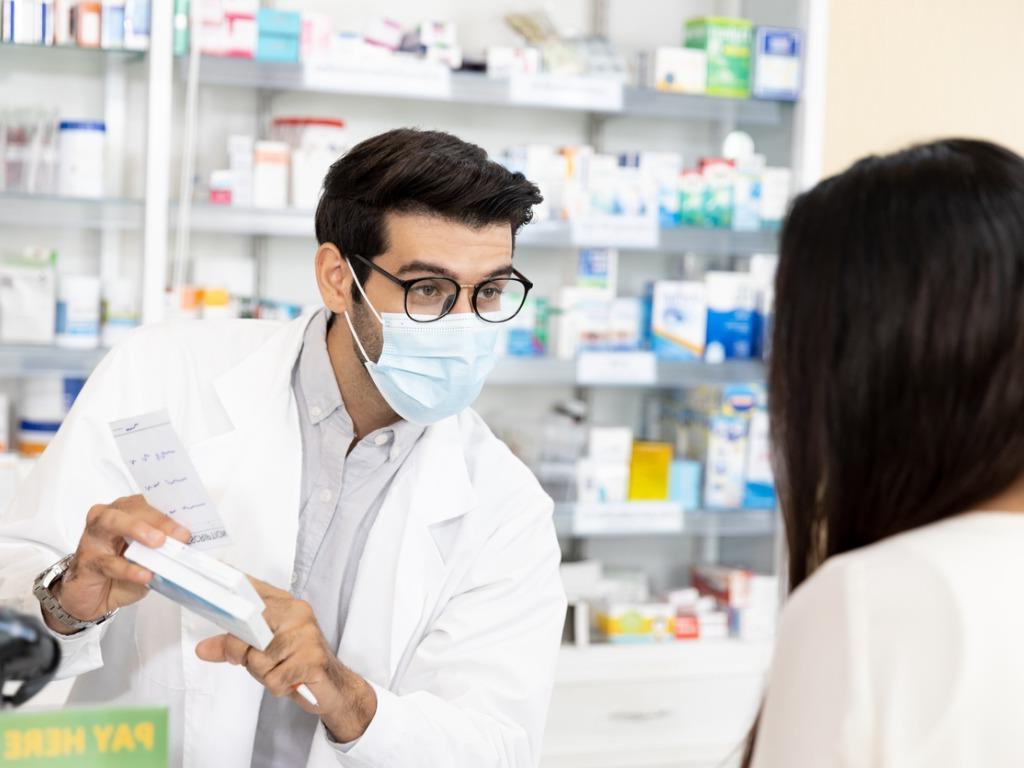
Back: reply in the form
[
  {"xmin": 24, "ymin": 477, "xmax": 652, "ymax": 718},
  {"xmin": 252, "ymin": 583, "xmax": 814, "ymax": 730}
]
[
  {"xmin": 784, "ymin": 524, "xmax": 948, "ymax": 647},
  {"xmin": 779, "ymin": 518, "xmax": 971, "ymax": 693},
  {"xmin": 794, "ymin": 512, "xmax": 1024, "ymax": 614},
  {"xmin": 768, "ymin": 512, "xmax": 1024, "ymax": 764}
]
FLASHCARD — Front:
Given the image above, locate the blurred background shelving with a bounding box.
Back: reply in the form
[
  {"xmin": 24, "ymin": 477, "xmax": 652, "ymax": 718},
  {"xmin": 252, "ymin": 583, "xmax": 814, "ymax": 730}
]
[{"xmin": 0, "ymin": 3, "xmax": 818, "ymax": 766}]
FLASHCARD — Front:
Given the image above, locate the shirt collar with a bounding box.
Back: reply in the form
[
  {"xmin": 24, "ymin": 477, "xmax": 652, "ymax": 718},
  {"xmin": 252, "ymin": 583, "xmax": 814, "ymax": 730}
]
[
  {"xmin": 382, "ymin": 419, "xmax": 424, "ymax": 463},
  {"xmin": 298, "ymin": 308, "xmax": 425, "ymax": 461},
  {"xmin": 297, "ymin": 308, "xmax": 346, "ymax": 428}
]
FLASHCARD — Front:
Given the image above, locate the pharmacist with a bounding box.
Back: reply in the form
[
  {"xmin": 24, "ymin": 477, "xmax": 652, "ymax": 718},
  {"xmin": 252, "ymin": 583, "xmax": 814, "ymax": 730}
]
[{"xmin": 0, "ymin": 129, "xmax": 567, "ymax": 768}]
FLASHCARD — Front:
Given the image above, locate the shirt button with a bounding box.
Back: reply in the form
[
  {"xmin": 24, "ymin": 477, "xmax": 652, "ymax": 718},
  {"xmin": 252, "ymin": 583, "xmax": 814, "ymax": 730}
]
[
  {"xmin": 374, "ymin": 434, "xmax": 389, "ymax": 446},
  {"xmin": 309, "ymin": 405, "xmax": 322, "ymax": 419},
  {"xmin": 319, "ymin": 488, "xmax": 332, "ymax": 503}
]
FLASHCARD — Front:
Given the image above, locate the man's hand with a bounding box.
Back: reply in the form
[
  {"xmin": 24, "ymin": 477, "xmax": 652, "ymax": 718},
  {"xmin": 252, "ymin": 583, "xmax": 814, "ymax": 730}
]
[
  {"xmin": 194, "ymin": 577, "xmax": 378, "ymax": 744},
  {"xmin": 47, "ymin": 495, "xmax": 192, "ymax": 635}
]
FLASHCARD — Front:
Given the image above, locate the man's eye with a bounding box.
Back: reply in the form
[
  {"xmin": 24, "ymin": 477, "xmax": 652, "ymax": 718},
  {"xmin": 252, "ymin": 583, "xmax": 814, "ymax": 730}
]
[
  {"xmin": 479, "ymin": 286, "xmax": 502, "ymax": 300},
  {"xmin": 414, "ymin": 285, "xmax": 439, "ymax": 297}
]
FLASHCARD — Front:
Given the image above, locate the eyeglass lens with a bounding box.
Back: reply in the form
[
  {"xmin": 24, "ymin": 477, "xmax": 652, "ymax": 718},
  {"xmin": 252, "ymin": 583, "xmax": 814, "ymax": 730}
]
[{"xmin": 405, "ymin": 277, "xmax": 527, "ymax": 322}]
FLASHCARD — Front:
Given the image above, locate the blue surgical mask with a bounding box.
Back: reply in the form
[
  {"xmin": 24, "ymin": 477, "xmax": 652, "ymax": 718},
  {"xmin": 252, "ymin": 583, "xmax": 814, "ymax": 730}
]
[{"xmin": 342, "ymin": 262, "xmax": 500, "ymax": 426}]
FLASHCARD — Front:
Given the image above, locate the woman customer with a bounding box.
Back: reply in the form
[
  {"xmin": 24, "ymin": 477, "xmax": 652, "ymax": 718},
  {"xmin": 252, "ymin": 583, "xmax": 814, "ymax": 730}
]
[{"xmin": 744, "ymin": 138, "xmax": 1024, "ymax": 767}]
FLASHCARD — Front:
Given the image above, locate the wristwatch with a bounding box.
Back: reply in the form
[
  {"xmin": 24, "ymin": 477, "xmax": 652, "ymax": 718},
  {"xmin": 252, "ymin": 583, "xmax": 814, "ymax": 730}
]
[{"xmin": 33, "ymin": 554, "xmax": 117, "ymax": 632}]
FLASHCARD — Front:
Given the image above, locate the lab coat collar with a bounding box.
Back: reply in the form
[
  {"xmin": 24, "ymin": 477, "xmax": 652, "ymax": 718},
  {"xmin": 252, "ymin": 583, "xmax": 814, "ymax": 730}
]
[
  {"xmin": 211, "ymin": 308, "xmax": 475, "ymax": 527},
  {"xmin": 212, "ymin": 311, "xmax": 318, "ymax": 431},
  {"xmin": 413, "ymin": 415, "xmax": 477, "ymax": 525}
]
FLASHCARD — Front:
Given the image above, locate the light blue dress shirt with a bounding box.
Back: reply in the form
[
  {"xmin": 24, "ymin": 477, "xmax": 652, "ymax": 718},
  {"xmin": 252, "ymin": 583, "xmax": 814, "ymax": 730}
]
[{"xmin": 251, "ymin": 309, "xmax": 424, "ymax": 767}]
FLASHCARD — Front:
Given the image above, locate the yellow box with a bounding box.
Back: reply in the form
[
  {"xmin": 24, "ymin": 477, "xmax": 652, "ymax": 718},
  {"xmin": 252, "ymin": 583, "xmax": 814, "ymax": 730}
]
[
  {"xmin": 628, "ymin": 441, "xmax": 673, "ymax": 500},
  {"xmin": 597, "ymin": 603, "xmax": 676, "ymax": 643}
]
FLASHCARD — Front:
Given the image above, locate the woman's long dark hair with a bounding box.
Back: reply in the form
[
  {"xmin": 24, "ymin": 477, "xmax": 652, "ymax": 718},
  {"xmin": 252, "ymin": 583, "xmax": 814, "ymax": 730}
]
[{"xmin": 741, "ymin": 138, "xmax": 1024, "ymax": 766}]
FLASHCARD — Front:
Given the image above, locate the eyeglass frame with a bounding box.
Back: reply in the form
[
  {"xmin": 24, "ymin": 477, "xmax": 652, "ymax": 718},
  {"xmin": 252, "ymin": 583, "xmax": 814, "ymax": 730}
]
[{"xmin": 347, "ymin": 253, "xmax": 534, "ymax": 324}]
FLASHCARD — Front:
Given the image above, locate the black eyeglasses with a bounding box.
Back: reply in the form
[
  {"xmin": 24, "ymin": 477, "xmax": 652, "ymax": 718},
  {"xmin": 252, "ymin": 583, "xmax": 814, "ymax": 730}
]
[{"xmin": 349, "ymin": 254, "xmax": 534, "ymax": 324}]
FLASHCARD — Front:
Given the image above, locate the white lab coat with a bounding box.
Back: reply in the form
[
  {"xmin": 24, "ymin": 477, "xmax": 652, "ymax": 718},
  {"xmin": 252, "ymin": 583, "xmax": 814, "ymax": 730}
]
[{"xmin": 0, "ymin": 312, "xmax": 567, "ymax": 768}]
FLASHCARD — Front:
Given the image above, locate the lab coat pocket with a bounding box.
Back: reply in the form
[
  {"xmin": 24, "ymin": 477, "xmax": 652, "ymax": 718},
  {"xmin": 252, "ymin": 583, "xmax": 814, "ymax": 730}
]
[
  {"xmin": 181, "ymin": 609, "xmax": 224, "ymax": 695},
  {"xmin": 134, "ymin": 593, "xmax": 194, "ymax": 691}
]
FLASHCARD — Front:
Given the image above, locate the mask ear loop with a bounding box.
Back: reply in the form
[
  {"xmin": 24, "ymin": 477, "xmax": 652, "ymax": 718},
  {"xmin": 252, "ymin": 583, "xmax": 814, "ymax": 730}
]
[{"xmin": 343, "ymin": 258, "xmax": 383, "ymax": 365}]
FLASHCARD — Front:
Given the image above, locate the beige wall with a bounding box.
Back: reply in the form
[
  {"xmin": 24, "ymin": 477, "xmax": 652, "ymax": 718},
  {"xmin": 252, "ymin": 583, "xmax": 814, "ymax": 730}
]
[{"xmin": 821, "ymin": 0, "xmax": 1024, "ymax": 177}]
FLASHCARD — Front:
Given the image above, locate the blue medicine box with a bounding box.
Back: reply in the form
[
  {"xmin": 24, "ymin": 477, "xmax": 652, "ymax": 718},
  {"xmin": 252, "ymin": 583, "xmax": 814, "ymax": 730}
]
[
  {"xmin": 753, "ymin": 26, "xmax": 802, "ymax": 101},
  {"xmin": 257, "ymin": 8, "xmax": 301, "ymax": 63}
]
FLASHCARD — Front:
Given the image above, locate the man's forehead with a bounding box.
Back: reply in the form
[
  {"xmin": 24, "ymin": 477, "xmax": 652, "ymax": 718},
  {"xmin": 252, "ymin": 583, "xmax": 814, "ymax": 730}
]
[{"xmin": 377, "ymin": 214, "xmax": 513, "ymax": 277}]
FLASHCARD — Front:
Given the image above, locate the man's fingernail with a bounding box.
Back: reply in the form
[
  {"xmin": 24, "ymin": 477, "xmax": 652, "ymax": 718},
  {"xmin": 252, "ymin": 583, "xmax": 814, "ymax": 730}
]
[
  {"xmin": 174, "ymin": 526, "xmax": 191, "ymax": 540},
  {"xmin": 145, "ymin": 530, "xmax": 162, "ymax": 545}
]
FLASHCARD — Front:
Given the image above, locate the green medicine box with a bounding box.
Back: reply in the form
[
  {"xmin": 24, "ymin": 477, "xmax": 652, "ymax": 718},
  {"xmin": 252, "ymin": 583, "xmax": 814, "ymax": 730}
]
[{"xmin": 684, "ymin": 17, "xmax": 753, "ymax": 98}]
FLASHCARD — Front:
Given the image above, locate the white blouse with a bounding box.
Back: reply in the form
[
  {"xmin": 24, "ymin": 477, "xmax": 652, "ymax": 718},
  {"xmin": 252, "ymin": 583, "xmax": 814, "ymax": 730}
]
[{"xmin": 751, "ymin": 512, "xmax": 1024, "ymax": 768}]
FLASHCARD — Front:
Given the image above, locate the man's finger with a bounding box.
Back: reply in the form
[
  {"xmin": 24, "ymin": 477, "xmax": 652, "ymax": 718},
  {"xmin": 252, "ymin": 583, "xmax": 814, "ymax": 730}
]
[
  {"xmin": 84, "ymin": 506, "xmax": 165, "ymax": 550},
  {"xmin": 196, "ymin": 634, "xmax": 253, "ymax": 664},
  {"xmin": 196, "ymin": 635, "xmax": 268, "ymax": 677},
  {"xmin": 195, "ymin": 634, "xmax": 229, "ymax": 662},
  {"xmin": 115, "ymin": 497, "xmax": 192, "ymax": 544},
  {"xmin": 91, "ymin": 553, "xmax": 152, "ymax": 586},
  {"xmin": 196, "ymin": 634, "xmax": 262, "ymax": 669},
  {"xmin": 262, "ymin": 657, "xmax": 315, "ymax": 700},
  {"xmin": 220, "ymin": 634, "xmax": 255, "ymax": 666},
  {"xmin": 247, "ymin": 575, "xmax": 289, "ymax": 600}
]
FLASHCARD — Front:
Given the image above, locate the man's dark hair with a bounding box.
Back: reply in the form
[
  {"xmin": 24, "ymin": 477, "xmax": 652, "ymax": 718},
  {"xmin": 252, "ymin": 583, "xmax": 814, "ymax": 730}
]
[{"xmin": 314, "ymin": 128, "xmax": 542, "ymax": 294}]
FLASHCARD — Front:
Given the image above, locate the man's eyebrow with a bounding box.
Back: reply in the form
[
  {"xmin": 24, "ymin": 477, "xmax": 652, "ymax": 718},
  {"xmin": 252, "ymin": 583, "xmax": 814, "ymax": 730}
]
[
  {"xmin": 482, "ymin": 265, "xmax": 515, "ymax": 280},
  {"xmin": 395, "ymin": 260, "xmax": 458, "ymax": 279},
  {"xmin": 396, "ymin": 260, "xmax": 514, "ymax": 282}
]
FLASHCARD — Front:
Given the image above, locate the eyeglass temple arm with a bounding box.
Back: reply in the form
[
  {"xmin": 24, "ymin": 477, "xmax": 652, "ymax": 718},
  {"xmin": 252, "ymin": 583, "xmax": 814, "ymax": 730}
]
[
  {"xmin": 511, "ymin": 267, "xmax": 533, "ymax": 290},
  {"xmin": 348, "ymin": 254, "xmax": 407, "ymax": 289}
]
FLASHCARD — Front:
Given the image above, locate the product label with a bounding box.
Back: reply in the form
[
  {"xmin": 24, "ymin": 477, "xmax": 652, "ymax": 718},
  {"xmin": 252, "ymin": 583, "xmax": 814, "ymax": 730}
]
[
  {"xmin": 303, "ymin": 59, "xmax": 452, "ymax": 99},
  {"xmin": 577, "ymin": 350, "xmax": 657, "ymax": 385},
  {"xmin": 509, "ymin": 73, "xmax": 624, "ymax": 112}
]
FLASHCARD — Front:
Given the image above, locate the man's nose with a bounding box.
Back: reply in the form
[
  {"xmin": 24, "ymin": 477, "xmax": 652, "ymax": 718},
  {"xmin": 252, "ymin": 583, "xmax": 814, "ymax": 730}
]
[{"xmin": 447, "ymin": 287, "xmax": 476, "ymax": 315}]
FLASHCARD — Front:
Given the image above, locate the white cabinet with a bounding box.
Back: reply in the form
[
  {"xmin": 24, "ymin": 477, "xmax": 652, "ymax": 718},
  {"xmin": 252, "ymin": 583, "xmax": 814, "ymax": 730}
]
[{"xmin": 542, "ymin": 642, "xmax": 770, "ymax": 768}]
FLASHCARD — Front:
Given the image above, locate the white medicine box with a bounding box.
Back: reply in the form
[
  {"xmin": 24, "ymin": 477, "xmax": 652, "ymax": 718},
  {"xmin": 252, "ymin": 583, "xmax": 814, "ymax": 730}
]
[
  {"xmin": 653, "ymin": 47, "xmax": 707, "ymax": 94},
  {"xmin": 0, "ymin": 256, "xmax": 57, "ymax": 345}
]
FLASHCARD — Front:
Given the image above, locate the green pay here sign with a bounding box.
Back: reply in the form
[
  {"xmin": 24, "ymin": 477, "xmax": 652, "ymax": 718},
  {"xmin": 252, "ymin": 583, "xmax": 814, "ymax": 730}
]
[{"xmin": 0, "ymin": 706, "xmax": 167, "ymax": 767}]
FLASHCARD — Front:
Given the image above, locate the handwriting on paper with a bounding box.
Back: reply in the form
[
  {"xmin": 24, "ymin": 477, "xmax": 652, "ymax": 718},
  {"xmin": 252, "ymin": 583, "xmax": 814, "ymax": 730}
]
[{"xmin": 110, "ymin": 410, "xmax": 229, "ymax": 550}]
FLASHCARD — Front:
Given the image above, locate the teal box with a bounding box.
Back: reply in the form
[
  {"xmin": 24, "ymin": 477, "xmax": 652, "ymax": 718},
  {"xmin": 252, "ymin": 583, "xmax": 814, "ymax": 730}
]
[
  {"xmin": 258, "ymin": 8, "xmax": 301, "ymax": 36},
  {"xmin": 257, "ymin": 9, "xmax": 300, "ymax": 63},
  {"xmin": 257, "ymin": 35, "xmax": 300, "ymax": 62}
]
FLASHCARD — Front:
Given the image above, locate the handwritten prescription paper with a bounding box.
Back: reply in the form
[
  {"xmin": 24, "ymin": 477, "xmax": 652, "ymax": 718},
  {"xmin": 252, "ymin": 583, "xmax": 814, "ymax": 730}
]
[{"xmin": 110, "ymin": 410, "xmax": 229, "ymax": 550}]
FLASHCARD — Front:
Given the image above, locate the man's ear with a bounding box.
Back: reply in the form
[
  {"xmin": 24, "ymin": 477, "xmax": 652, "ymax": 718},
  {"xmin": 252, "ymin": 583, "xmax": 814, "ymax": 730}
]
[{"xmin": 314, "ymin": 243, "xmax": 353, "ymax": 314}]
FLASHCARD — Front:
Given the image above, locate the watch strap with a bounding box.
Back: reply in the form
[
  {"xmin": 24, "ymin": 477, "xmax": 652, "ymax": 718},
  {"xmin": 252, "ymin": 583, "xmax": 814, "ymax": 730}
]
[{"xmin": 33, "ymin": 554, "xmax": 117, "ymax": 632}]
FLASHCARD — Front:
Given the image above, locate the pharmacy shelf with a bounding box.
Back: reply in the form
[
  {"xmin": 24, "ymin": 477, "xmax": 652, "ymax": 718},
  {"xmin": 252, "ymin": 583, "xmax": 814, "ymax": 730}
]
[
  {"xmin": 183, "ymin": 56, "xmax": 787, "ymax": 125},
  {"xmin": 0, "ymin": 345, "xmax": 765, "ymax": 385},
  {"xmin": 0, "ymin": 192, "xmax": 144, "ymax": 230},
  {"xmin": 0, "ymin": 42, "xmax": 146, "ymax": 66},
  {"xmin": 0, "ymin": 345, "xmax": 108, "ymax": 377},
  {"xmin": 519, "ymin": 220, "xmax": 778, "ymax": 254},
  {"xmin": 685, "ymin": 508, "xmax": 778, "ymax": 537},
  {"xmin": 658, "ymin": 226, "xmax": 778, "ymax": 255},
  {"xmin": 489, "ymin": 357, "xmax": 765, "ymax": 388},
  {"xmin": 555, "ymin": 638, "xmax": 773, "ymax": 684},
  {"xmin": 553, "ymin": 503, "xmax": 776, "ymax": 538},
  {"xmin": 183, "ymin": 203, "xmax": 315, "ymax": 238},
  {"xmin": 184, "ymin": 204, "xmax": 778, "ymax": 255},
  {"xmin": 555, "ymin": 502, "xmax": 685, "ymax": 536}
]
